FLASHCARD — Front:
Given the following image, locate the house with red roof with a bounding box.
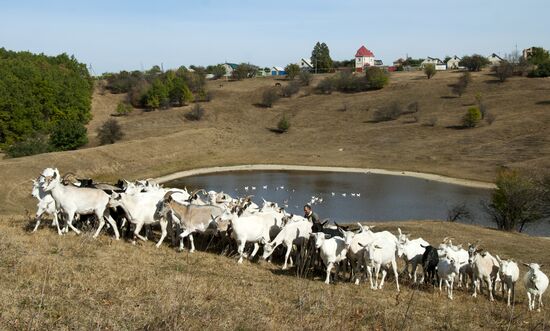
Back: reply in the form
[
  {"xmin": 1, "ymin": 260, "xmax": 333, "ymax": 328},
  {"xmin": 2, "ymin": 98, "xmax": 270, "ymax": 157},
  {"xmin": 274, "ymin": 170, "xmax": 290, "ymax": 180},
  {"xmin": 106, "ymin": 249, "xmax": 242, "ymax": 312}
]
[{"xmin": 355, "ymin": 45, "xmax": 375, "ymax": 72}]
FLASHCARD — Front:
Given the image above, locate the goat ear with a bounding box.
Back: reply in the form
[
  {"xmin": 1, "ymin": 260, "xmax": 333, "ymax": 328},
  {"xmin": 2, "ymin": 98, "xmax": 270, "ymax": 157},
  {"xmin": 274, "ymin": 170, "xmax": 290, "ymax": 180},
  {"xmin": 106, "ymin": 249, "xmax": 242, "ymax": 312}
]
[
  {"xmin": 398, "ymin": 228, "xmax": 402, "ymax": 236},
  {"xmin": 358, "ymin": 242, "xmax": 367, "ymax": 248},
  {"xmin": 522, "ymin": 262, "xmax": 530, "ymax": 268},
  {"xmin": 540, "ymin": 264, "xmax": 544, "ymax": 268},
  {"xmin": 496, "ymin": 255, "xmax": 502, "ymax": 263},
  {"xmin": 374, "ymin": 244, "xmax": 382, "ymax": 249}
]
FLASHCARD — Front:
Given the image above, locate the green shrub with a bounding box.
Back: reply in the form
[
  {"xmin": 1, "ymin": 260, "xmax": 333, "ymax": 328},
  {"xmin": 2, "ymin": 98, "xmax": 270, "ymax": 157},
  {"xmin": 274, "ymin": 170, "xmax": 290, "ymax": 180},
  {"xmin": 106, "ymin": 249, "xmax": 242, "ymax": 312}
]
[
  {"xmin": 115, "ymin": 102, "xmax": 133, "ymax": 116},
  {"xmin": 459, "ymin": 54, "xmax": 490, "ymax": 71},
  {"xmin": 530, "ymin": 60, "xmax": 550, "ymax": 77},
  {"xmin": 49, "ymin": 119, "xmax": 88, "ymax": 150},
  {"xmin": 97, "ymin": 119, "xmax": 124, "ymax": 145},
  {"xmin": 261, "ymin": 88, "xmax": 280, "ymax": 107},
  {"xmin": 5, "ymin": 135, "xmax": 50, "ymax": 157},
  {"xmin": 184, "ymin": 104, "xmax": 205, "ymax": 121},
  {"xmin": 285, "ymin": 64, "xmax": 301, "ymax": 80},
  {"xmin": 364, "ymin": 67, "xmax": 389, "ymax": 89},
  {"xmin": 277, "ymin": 116, "xmax": 290, "ymax": 132},
  {"xmin": 484, "ymin": 170, "xmax": 546, "ymax": 232},
  {"xmin": 423, "ymin": 64, "xmax": 436, "ymax": 79},
  {"xmin": 451, "ymin": 72, "xmax": 471, "ymax": 97},
  {"xmin": 462, "ymin": 107, "xmax": 482, "ymax": 128}
]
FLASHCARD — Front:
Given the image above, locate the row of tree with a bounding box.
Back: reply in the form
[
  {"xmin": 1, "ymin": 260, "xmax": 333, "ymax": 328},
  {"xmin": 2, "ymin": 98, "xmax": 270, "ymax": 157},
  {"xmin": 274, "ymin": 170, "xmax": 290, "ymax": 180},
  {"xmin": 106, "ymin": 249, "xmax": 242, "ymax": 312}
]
[{"xmin": 0, "ymin": 48, "xmax": 94, "ymax": 157}]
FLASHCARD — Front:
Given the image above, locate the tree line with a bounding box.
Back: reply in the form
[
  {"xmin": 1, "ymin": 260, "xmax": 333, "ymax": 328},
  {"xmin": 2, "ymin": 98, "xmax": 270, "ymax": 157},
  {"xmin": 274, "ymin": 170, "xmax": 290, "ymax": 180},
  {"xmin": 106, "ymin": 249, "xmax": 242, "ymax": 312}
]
[{"xmin": 0, "ymin": 48, "xmax": 93, "ymax": 157}]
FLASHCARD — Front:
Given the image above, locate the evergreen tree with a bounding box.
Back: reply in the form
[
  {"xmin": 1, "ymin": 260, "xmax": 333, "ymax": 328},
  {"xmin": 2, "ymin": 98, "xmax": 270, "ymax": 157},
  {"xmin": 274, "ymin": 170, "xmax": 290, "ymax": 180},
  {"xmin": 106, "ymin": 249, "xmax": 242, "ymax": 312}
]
[{"xmin": 311, "ymin": 42, "xmax": 333, "ymax": 73}]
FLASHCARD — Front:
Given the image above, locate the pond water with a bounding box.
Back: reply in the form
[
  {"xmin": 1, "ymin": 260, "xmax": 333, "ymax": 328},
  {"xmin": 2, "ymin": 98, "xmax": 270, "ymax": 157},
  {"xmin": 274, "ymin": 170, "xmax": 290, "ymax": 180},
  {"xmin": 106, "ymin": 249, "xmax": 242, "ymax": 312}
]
[{"xmin": 165, "ymin": 170, "xmax": 549, "ymax": 236}]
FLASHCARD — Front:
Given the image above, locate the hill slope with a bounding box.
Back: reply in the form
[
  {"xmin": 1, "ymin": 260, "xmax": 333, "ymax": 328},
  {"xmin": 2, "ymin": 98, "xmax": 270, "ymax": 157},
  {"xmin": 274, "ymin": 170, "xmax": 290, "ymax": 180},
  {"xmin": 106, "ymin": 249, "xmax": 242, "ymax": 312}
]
[{"xmin": 1, "ymin": 70, "xmax": 550, "ymax": 216}]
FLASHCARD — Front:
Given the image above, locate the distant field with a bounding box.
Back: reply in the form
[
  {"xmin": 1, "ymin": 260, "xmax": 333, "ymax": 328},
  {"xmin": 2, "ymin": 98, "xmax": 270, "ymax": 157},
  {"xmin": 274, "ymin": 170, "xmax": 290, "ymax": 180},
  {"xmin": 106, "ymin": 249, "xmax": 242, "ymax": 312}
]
[
  {"xmin": 1, "ymin": 218, "xmax": 549, "ymax": 330},
  {"xmin": 1, "ymin": 69, "xmax": 549, "ymax": 217}
]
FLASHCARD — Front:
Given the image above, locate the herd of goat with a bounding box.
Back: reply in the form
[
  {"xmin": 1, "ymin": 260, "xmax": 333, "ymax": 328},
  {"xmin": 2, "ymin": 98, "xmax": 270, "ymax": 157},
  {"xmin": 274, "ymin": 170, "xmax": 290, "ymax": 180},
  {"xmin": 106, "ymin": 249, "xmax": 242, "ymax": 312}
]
[{"xmin": 31, "ymin": 168, "xmax": 548, "ymax": 312}]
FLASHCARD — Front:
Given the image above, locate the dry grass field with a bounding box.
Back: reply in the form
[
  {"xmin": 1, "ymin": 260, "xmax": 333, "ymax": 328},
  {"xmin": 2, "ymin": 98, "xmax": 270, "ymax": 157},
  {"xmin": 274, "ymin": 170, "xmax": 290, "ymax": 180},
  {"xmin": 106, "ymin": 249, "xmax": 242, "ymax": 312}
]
[
  {"xmin": 1, "ymin": 218, "xmax": 550, "ymax": 330},
  {"xmin": 1, "ymin": 69, "xmax": 550, "ymax": 329}
]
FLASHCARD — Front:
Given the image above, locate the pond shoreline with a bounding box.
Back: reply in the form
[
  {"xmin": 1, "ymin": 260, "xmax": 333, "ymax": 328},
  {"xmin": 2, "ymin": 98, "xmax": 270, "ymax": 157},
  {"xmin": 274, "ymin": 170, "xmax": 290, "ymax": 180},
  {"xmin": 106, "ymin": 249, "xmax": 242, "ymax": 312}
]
[{"xmin": 154, "ymin": 164, "xmax": 496, "ymax": 189}]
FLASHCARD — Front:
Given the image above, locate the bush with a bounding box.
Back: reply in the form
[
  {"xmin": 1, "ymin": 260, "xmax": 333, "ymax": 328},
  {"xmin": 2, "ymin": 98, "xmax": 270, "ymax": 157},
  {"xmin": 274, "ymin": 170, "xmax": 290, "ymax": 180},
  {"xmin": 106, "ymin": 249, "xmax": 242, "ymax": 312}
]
[
  {"xmin": 298, "ymin": 71, "xmax": 313, "ymax": 86},
  {"xmin": 335, "ymin": 72, "xmax": 368, "ymax": 93},
  {"xmin": 447, "ymin": 203, "xmax": 471, "ymax": 222},
  {"xmin": 493, "ymin": 61, "xmax": 514, "ymax": 82},
  {"xmin": 184, "ymin": 104, "xmax": 205, "ymax": 121},
  {"xmin": 364, "ymin": 67, "xmax": 389, "ymax": 89},
  {"xmin": 451, "ymin": 72, "xmax": 471, "ymax": 97},
  {"xmin": 485, "ymin": 111, "xmax": 496, "ymax": 125},
  {"xmin": 49, "ymin": 119, "xmax": 88, "ymax": 150},
  {"xmin": 285, "ymin": 64, "xmax": 301, "ymax": 80},
  {"xmin": 423, "ymin": 64, "xmax": 436, "ymax": 79},
  {"xmin": 5, "ymin": 135, "xmax": 50, "ymax": 157},
  {"xmin": 404, "ymin": 101, "xmax": 420, "ymax": 115},
  {"xmin": 370, "ymin": 102, "xmax": 402, "ymax": 122},
  {"xmin": 115, "ymin": 102, "xmax": 133, "ymax": 116},
  {"xmin": 281, "ymin": 81, "xmax": 300, "ymax": 97},
  {"xmin": 484, "ymin": 170, "xmax": 547, "ymax": 232},
  {"xmin": 97, "ymin": 119, "xmax": 124, "ymax": 145},
  {"xmin": 460, "ymin": 54, "xmax": 490, "ymax": 71},
  {"xmin": 462, "ymin": 107, "xmax": 481, "ymax": 128},
  {"xmin": 277, "ymin": 116, "xmax": 290, "ymax": 132},
  {"xmin": 232, "ymin": 63, "xmax": 258, "ymax": 80},
  {"xmin": 261, "ymin": 88, "xmax": 280, "ymax": 107},
  {"xmin": 530, "ymin": 60, "xmax": 550, "ymax": 77},
  {"xmin": 316, "ymin": 77, "xmax": 335, "ymax": 94},
  {"xmin": 422, "ymin": 117, "xmax": 438, "ymax": 127}
]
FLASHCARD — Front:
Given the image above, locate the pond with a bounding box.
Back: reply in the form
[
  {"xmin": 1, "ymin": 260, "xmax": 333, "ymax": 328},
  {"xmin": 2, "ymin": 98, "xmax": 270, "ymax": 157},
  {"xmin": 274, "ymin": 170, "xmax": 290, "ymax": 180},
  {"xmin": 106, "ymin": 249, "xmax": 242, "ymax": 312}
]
[{"xmin": 165, "ymin": 170, "xmax": 549, "ymax": 236}]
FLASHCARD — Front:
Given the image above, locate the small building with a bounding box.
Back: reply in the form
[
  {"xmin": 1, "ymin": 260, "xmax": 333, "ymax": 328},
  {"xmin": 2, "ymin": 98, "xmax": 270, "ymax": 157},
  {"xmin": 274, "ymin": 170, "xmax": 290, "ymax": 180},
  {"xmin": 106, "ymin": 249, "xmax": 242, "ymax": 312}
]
[
  {"xmin": 446, "ymin": 55, "xmax": 461, "ymax": 70},
  {"xmin": 222, "ymin": 63, "xmax": 239, "ymax": 77},
  {"xmin": 523, "ymin": 47, "xmax": 535, "ymax": 60},
  {"xmin": 421, "ymin": 57, "xmax": 446, "ymax": 70},
  {"xmin": 487, "ymin": 53, "xmax": 503, "ymax": 66},
  {"xmin": 374, "ymin": 59, "xmax": 384, "ymax": 66},
  {"xmin": 271, "ymin": 66, "xmax": 286, "ymax": 76},
  {"xmin": 299, "ymin": 58, "xmax": 313, "ymax": 71},
  {"xmin": 355, "ymin": 45, "xmax": 375, "ymax": 72}
]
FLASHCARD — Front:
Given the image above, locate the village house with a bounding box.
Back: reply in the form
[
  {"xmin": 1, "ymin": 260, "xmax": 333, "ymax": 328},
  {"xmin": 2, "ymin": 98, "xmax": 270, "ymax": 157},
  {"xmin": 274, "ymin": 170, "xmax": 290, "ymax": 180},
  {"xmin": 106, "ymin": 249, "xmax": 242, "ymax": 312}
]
[
  {"xmin": 271, "ymin": 66, "xmax": 286, "ymax": 76},
  {"xmin": 355, "ymin": 45, "xmax": 375, "ymax": 72},
  {"xmin": 299, "ymin": 58, "xmax": 313, "ymax": 71},
  {"xmin": 487, "ymin": 53, "xmax": 503, "ymax": 66},
  {"xmin": 447, "ymin": 55, "xmax": 461, "ymax": 70},
  {"xmin": 222, "ymin": 63, "xmax": 238, "ymax": 77},
  {"xmin": 523, "ymin": 47, "xmax": 535, "ymax": 59},
  {"xmin": 421, "ymin": 57, "xmax": 446, "ymax": 70}
]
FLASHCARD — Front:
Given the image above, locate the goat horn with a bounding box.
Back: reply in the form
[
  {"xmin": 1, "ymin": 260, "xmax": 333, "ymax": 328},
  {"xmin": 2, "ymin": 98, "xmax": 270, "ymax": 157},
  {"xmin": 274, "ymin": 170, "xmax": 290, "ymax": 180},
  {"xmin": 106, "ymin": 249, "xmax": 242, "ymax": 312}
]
[
  {"xmin": 189, "ymin": 188, "xmax": 206, "ymax": 197},
  {"xmin": 163, "ymin": 191, "xmax": 175, "ymax": 202}
]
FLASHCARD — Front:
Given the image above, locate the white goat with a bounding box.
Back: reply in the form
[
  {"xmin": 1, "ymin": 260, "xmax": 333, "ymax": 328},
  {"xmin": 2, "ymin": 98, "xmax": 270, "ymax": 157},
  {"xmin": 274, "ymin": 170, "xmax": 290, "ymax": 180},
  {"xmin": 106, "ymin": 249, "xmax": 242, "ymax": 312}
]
[
  {"xmin": 495, "ymin": 255, "xmax": 519, "ymax": 306},
  {"xmin": 40, "ymin": 168, "xmax": 120, "ymax": 239},
  {"xmin": 311, "ymin": 229, "xmax": 355, "ymax": 284},
  {"xmin": 347, "ymin": 224, "xmax": 397, "ymax": 285},
  {"xmin": 262, "ymin": 217, "xmax": 312, "ymax": 270},
  {"xmin": 469, "ymin": 245, "xmax": 500, "ymax": 301},
  {"xmin": 523, "ymin": 263, "xmax": 549, "ymax": 312},
  {"xmin": 397, "ymin": 228, "xmax": 429, "ymax": 283},
  {"xmin": 437, "ymin": 257, "xmax": 460, "ymax": 300},
  {"xmin": 31, "ymin": 178, "xmax": 62, "ymax": 235},
  {"xmin": 360, "ymin": 235, "xmax": 400, "ymax": 292}
]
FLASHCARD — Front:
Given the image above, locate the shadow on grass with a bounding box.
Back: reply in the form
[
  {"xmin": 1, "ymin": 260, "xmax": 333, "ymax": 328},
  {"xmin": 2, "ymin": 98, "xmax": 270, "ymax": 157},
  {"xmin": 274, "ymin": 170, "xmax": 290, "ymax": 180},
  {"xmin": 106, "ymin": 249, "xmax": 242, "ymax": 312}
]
[
  {"xmin": 440, "ymin": 95, "xmax": 458, "ymax": 99},
  {"xmin": 536, "ymin": 100, "xmax": 550, "ymax": 105},
  {"xmin": 267, "ymin": 127, "xmax": 287, "ymax": 134},
  {"xmin": 484, "ymin": 79, "xmax": 503, "ymax": 84},
  {"xmin": 446, "ymin": 125, "xmax": 469, "ymax": 130},
  {"xmin": 253, "ymin": 103, "xmax": 271, "ymax": 108}
]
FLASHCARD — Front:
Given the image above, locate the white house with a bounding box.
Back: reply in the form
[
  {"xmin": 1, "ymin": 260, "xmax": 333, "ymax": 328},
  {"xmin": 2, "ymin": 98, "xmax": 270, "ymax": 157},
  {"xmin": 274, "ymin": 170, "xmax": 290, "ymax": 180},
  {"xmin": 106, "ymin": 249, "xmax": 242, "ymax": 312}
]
[
  {"xmin": 447, "ymin": 55, "xmax": 461, "ymax": 70},
  {"xmin": 222, "ymin": 63, "xmax": 238, "ymax": 77},
  {"xmin": 487, "ymin": 53, "xmax": 503, "ymax": 66},
  {"xmin": 421, "ymin": 57, "xmax": 446, "ymax": 70},
  {"xmin": 355, "ymin": 45, "xmax": 375, "ymax": 72},
  {"xmin": 299, "ymin": 58, "xmax": 313, "ymax": 71}
]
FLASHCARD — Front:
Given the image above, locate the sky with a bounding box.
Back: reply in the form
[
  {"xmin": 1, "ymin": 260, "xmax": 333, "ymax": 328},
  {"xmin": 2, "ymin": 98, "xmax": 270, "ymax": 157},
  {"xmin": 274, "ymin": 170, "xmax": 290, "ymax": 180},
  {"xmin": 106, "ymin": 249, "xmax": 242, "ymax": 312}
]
[{"xmin": 0, "ymin": 0, "xmax": 548, "ymax": 74}]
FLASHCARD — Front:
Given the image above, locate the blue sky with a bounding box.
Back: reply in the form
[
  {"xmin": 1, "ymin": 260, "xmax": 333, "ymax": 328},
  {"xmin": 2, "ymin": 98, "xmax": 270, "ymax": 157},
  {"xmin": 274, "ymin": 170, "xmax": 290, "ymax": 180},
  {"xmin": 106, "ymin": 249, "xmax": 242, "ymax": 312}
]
[{"xmin": 0, "ymin": 0, "xmax": 548, "ymax": 74}]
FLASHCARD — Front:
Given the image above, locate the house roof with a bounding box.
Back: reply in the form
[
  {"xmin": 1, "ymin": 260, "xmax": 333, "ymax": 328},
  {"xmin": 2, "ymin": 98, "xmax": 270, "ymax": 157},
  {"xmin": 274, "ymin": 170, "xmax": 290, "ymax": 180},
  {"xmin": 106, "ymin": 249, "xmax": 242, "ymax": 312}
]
[
  {"xmin": 488, "ymin": 53, "xmax": 503, "ymax": 60},
  {"xmin": 448, "ymin": 55, "xmax": 461, "ymax": 61},
  {"xmin": 224, "ymin": 63, "xmax": 239, "ymax": 69},
  {"xmin": 300, "ymin": 58, "xmax": 313, "ymax": 67},
  {"xmin": 272, "ymin": 66, "xmax": 284, "ymax": 71},
  {"xmin": 355, "ymin": 45, "xmax": 374, "ymax": 58}
]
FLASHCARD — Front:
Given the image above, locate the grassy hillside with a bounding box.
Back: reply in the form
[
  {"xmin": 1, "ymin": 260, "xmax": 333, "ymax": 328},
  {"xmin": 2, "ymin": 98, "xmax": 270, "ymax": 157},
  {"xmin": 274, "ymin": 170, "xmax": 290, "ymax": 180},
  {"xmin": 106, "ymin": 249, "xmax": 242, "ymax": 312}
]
[
  {"xmin": 1, "ymin": 219, "xmax": 549, "ymax": 330},
  {"xmin": 1, "ymin": 70, "xmax": 549, "ymax": 218}
]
